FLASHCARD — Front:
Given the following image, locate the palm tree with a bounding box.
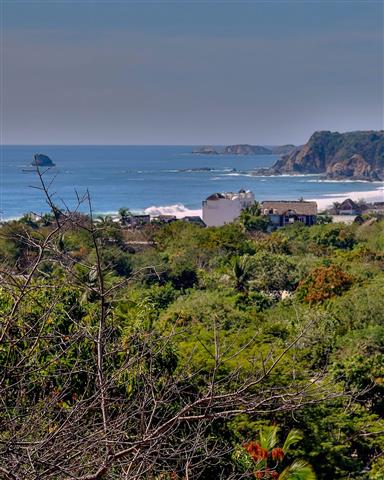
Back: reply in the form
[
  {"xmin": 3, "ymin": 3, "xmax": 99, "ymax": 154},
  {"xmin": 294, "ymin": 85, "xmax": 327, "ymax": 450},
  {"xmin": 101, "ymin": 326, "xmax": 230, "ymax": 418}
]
[
  {"xmin": 118, "ymin": 207, "xmax": 131, "ymax": 225},
  {"xmin": 332, "ymin": 201, "xmax": 341, "ymax": 213},
  {"xmin": 97, "ymin": 214, "xmax": 113, "ymax": 225},
  {"xmin": 241, "ymin": 426, "xmax": 316, "ymax": 479},
  {"xmin": 231, "ymin": 254, "xmax": 255, "ymax": 292}
]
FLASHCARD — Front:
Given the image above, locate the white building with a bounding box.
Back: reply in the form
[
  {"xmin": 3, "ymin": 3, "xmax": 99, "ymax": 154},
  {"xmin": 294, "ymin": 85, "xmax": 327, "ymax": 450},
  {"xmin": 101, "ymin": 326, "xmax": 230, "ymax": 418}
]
[{"xmin": 202, "ymin": 190, "xmax": 255, "ymax": 227}]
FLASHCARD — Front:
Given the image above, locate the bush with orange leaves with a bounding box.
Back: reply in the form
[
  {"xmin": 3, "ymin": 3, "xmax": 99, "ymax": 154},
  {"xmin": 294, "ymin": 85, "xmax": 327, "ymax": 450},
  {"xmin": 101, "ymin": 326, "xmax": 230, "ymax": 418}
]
[
  {"xmin": 244, "ymin": 441, "xmax": 270, "ymax": 462},
  {"xmin": 233, "ymin": 426, "xmax": 316, "ymax": 479},
  {"xmin": 296, "ymin": 264, "xmax": 354, "ymax": 304},
  {"xmin": 243, "ymin": 441, "xmax": 284, "ymax": 479}
]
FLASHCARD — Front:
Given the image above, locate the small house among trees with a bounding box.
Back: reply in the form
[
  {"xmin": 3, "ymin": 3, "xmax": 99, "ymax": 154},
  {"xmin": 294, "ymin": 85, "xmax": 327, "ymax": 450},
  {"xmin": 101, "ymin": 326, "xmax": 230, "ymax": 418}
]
[
  {"xmin": 261, "ymin": 200, "xmax": 317, "ymax": 227},
  {"xmin": 337, "ymin": 198, "xmax": 360, "ymax": 215},
  {"xmin": 328, "ymin": 198, "xmax": 364, "ymax": 215}
]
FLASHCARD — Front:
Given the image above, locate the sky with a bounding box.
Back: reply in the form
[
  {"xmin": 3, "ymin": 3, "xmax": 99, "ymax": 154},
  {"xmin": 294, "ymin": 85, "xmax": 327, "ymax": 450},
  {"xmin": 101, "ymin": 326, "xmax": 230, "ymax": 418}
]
[{"xmin": 1, "ymin": 0, "xmax": 383, "ymax": 145}]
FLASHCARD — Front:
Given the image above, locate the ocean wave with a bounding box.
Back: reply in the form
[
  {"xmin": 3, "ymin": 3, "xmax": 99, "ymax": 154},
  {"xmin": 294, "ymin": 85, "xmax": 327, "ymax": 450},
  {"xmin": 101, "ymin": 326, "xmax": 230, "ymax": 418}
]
[
  {"xmin": 224, "ymin": 173, "xmax": 253, "ymax": 177},
  {"xmin": 120, "ymin": 167, "xmax": 237, "ymax": 175},
  {"xmin": 144, "ymin": 204, "xmax": 202, "ymax": 218},
  {"xmin": 305, "ymin": 179, "xmax": 383, "ymax": 184},
  {"xmin": 237, "ymin": 173, "xmax": 322, "ymax": 178}
]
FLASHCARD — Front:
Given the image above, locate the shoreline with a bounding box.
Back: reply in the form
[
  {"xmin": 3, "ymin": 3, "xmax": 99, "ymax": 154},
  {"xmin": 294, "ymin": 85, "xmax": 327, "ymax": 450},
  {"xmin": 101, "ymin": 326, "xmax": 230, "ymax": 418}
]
[
  {"xmin": 1, "ymin": 185, "xmax": 383, "ymax": 223},
  {"xmin": 309, "ymin": 185, "xmax": 383, "ymax": 211},
  {"xmin": 141, "ymin": 185, "xmax": 384, "ymax": 218}
]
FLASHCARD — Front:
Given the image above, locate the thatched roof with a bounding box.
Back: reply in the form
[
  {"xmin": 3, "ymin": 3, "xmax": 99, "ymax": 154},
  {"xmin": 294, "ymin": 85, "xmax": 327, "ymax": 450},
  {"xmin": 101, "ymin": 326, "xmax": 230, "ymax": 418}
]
[{"xmin": 261, "ymin": 200, "xmax": 317, "ymax": 215}]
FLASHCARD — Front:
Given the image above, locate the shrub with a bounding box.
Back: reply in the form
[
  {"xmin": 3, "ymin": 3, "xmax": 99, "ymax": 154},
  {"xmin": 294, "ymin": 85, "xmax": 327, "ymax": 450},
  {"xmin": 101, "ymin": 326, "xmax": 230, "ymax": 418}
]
[{"xmin": 296, "ymin": 265, "xmax": 354, "ymax": 304}]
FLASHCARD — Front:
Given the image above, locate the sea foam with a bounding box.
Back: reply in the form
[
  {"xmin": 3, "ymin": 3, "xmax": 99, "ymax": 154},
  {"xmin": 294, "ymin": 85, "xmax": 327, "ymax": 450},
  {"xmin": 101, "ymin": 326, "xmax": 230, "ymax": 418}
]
[{"xmin": 144, "ymin": 204, "xmax": 202, "ymax": 218}]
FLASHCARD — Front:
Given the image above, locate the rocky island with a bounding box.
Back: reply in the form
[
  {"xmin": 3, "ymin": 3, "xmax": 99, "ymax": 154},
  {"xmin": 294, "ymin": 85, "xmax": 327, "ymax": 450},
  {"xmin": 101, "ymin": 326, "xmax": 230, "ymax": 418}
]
[
  {"xmin": 192, "ymin": 146, "xmax": 218, "ymax": 155},
  {"xmin": 32, "ymin": 153, "xmax": 55, "ymax": 167},
  {"xmin": 192, "ymin": 144, "xmax": 296, "ymax": 155},
  {"xmin": 256, "ymin": 130, "xmax": 383, "ymax": 181},
  {"xmin": 222, "ymin": 144, "xmax": 272, "ymax": 155}
]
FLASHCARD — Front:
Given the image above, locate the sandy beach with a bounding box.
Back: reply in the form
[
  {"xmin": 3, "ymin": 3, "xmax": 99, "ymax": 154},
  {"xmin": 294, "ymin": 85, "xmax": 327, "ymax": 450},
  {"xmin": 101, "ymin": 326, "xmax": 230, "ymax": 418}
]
[
  {"xmin": 143, "ymin": 184, "xmax": 384, "ymax": 219},
  {"xmin": 310, "ymin": 185, "xmax": 384, "ymax": 211}
]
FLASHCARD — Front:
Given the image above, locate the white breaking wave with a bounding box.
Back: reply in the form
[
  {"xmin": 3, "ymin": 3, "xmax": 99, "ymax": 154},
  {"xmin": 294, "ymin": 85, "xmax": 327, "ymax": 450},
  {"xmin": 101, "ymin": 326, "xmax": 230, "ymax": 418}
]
[
  {"xmin": 224, "ymin": 172, "xmax": 253, "ymax": 177},
  {"xmin": 144, "ymin": 204, "xmax": 202, "ymax": 218},
  {"xmin": 306, "ymin": 179, "xmax": 382, "ymax": 184}
]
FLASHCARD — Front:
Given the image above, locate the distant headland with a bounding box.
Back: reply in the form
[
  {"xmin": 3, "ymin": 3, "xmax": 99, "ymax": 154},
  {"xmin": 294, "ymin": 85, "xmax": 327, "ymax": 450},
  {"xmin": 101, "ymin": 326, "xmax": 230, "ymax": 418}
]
[{"xmin": 192, "ymin": 144, "xmax": 296, "ymax": 156}]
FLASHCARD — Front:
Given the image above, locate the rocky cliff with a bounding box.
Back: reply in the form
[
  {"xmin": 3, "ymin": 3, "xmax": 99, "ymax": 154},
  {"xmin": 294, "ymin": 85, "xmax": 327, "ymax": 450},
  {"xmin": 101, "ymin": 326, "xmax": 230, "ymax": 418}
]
[{"xmin": 270, "ymin": 131, "xmax": 383, "ymax": 181}]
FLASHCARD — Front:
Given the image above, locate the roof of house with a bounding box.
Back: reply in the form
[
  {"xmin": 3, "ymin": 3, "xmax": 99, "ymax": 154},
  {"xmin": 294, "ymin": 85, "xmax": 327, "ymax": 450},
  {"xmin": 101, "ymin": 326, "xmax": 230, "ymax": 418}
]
[
  {"xmin": 339, "ymin": 198, "xmax": 359, "ymax": 210},
  {"xmin": 182, "ymin": 216, "xmax": 206, "ymax": 226},
  {"xmin": 206, "ymin": 193, "xmax": 225, "ymax": 201},
  {"xmin": 261, "ymin": 200, "xmax": 317, "ymax": 215},
  {"xmin": 205, "ymin": 190, "xmax": 253, "ymax": 201}
]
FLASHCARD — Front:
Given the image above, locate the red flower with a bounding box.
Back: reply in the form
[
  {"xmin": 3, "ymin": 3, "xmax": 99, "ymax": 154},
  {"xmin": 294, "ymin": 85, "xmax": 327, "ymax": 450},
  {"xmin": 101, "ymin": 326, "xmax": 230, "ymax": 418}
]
[
  {"xmin": 271, "ymin": 447, "xmax": 285, "ymax": 462},
  {"xmin": 244, "ymin": 441, "xmax": 269, "ymax": 461}
]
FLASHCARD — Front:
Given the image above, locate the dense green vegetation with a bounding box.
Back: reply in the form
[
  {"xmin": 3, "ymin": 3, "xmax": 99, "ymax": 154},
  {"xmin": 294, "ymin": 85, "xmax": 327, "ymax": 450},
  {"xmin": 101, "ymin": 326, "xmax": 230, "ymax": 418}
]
[{"xmin": 0, "ymin": 209, "xmax": 383, "ymax": 479}]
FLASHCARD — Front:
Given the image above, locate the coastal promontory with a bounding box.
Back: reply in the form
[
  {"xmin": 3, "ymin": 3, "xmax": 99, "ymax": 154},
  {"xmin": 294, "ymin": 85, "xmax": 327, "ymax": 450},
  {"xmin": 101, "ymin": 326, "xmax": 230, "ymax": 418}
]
[
  {"xmin": 192, "ymin": 143, "xmax": 297, "ymax": 156},
  {"xmin": 267, "ymin": 130, "xmax": 383, "ymax": 181},
  {"xmin": 193, "ymin": 144, "xmax": 271, "ymax": 155}
]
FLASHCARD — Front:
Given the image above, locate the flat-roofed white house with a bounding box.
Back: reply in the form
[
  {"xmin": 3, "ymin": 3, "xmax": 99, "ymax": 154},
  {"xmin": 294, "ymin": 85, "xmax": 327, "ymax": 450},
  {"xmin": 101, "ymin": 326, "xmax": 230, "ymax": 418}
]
[{"xmin": 202, "ymin": 190, "xmax": 255, "ymax": 227}]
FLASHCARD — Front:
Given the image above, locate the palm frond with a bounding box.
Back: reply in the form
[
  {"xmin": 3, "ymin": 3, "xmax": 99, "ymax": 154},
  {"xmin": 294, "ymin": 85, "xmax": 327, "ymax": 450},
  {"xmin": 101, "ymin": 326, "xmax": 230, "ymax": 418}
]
[
  {"xmin": 278, "ymin": 460, "xmax": 316, "ymax": 480},
  {"xmin": 259, "ymin": 425, "xmax": 278, "ymax": 450},
  {"xmin": 282, "ymin": 429, "xmax": 303, "ymax": 453}
]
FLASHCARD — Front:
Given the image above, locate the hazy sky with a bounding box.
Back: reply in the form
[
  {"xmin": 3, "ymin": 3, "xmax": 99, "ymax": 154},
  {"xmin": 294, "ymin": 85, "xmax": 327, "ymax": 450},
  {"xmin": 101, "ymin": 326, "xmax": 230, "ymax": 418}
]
[{"xmin": 2, "ymin": 0, "xmax": 383, "ymax": 145}]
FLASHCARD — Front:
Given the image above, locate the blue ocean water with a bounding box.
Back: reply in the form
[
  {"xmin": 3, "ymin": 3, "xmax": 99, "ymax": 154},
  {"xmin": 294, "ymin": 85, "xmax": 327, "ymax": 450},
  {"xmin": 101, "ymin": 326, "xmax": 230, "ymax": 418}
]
[{"xmin": 1, "ymin": 145, "xmax": 383, "ymax": 220}]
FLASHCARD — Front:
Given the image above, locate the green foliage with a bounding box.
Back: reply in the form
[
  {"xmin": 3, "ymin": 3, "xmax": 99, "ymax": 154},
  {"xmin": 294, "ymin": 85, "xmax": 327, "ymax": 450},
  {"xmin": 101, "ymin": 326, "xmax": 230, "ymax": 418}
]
[
  {"xmin": 249, "ymin": 252, "xmax": 297, "ymax": 292},
  {"xmin": 102, "ymin": 245, "xmax": 133, "ymax": 277},
  {"xmin": 234, "ymin": 425, "xmax": 315, "ymax": 479},
  {"xmin": 1, "ymin": 214, "xmax": 383, "ymax": 479},
  {"xmin": 330, "ymin": 325, "xmax": 384, "ymax": 412},
  {"xmin": 279, "ymin": 460, "xmax": 316, "ymax": 480},
  {"xmin": 290, "ymin": 402, "xmax": 384, "ymax": 479},
  {"xmin": 239, "ymin": 202, "xmax": 270, "ymax": 232},
  {"xmin": 316, "ymin": 215, "xmax": 332, "ymax": 225},
  {"xmin": 312, "ymin": 224, "xmax": 356, "ymax": 250}
]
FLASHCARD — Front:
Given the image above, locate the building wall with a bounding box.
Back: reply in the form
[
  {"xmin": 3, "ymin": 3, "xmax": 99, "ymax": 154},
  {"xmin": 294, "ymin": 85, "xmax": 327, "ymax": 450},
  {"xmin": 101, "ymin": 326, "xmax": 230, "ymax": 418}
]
[
  {"xmin": 267, "ymin": 213, "xmax": 317, "ymax": 228},
  {"xmin": 202, "ymin": 192, "xmax": 255, "ymax": 227}
]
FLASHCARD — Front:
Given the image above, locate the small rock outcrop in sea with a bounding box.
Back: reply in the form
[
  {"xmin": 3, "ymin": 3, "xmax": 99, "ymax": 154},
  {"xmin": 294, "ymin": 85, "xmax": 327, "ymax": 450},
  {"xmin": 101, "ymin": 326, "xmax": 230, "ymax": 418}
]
[
  {"xmin": 257, "ymin": 130, "xmax": 383, "ymax": 181},
  {"xmin": 31, "ymin": 154, "xmax": 55, "ymax": 167}
]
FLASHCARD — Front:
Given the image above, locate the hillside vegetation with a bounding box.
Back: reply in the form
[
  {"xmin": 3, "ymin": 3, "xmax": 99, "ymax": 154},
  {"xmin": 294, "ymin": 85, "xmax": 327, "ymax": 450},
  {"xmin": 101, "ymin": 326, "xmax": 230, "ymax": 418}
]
[{"xmin": 0, "ymin": 204, "xmax": 383, "ymax": 479}]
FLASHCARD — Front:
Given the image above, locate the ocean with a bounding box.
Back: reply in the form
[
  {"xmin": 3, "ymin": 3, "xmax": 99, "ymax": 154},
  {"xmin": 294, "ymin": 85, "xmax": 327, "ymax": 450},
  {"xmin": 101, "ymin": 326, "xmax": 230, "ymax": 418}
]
[{"xmin": 1, "ymin": 145, "xmax": 383, "ymax": 220}]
